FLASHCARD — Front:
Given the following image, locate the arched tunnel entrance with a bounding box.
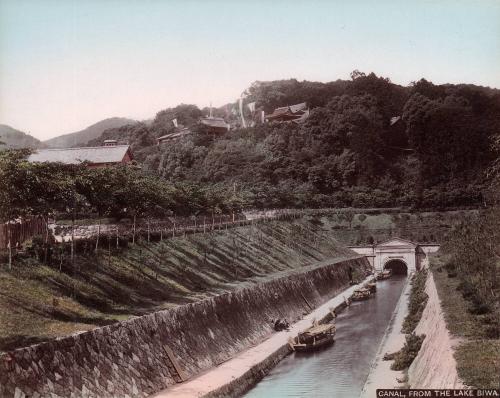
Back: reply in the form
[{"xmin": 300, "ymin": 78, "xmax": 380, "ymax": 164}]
[{"xmin": 384, "ymin": 259, "xmax": 408, "ymax": 275}]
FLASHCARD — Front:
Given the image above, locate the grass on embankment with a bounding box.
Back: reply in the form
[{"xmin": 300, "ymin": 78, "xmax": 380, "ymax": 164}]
[
  {"xmin": 315, "ymin": 209, "xmax": 478, "ymax": 245},
  {"xmin": 0, "ymin": 217, "xmax": 356, "ymax": 352},
  {"xmin": 431, "ymin": 253, "xmax": 500, "ymax": 389},
  {"xmin": 386, "ymin": 270, "xmax": 428, "ymax": 371}
]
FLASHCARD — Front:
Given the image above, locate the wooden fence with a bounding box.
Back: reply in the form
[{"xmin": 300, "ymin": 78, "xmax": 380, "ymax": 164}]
[
  {"xmin": 0, "ymin": 218, "xmax": 46, "ymax": 250},
  {"xmin": 1, "ymin": 207, "xmax": 403, "ymax": 250}
]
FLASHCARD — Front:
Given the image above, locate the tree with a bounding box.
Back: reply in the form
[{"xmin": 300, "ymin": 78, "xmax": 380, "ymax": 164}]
[
  {"xmin": 224, "ymin": 184, "xmax": 251, "ymax": 221},
  {"xmin": 113, "ymin": 167, "xmax": 176, "ymax": 243},
  {"xmin": 76, "ymin": 167, "xmax": 118, "ymax": 251},
  {"xmin": 0, "ymin": 150, "xmax": 33, "ymax": 268}
]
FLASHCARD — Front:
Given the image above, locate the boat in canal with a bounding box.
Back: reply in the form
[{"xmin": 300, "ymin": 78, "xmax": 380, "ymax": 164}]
[
  {"xmin": 376, "ymin": 269, "xmax": 392, "ymax": 280},
  {"xmin": 292, "ymin": 323, "xmax": 336, "ymax": 352},
  {"xmin": 351, "ymin": 287, "xmax": 372, "ymax": 301},
  {"xmin": 364, "ymin": 282, "xmax": 377, "ymax": 293}
]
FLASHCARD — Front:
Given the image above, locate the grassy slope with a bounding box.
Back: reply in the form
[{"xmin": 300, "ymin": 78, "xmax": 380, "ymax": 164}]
[
  {"xmin": 0, "ymin": 209, "xmax": 475, "ymax": 352},
  {"xmin": 318, "ymin": 209, "xmax": 477, "ymax": 245},
  {"xmin": 0, "ymin": 218, "xmax": 355, "ymax": 352},
  {"xmin": 430, "ymin": 253, "xmax": 500, "ymax": 388}
]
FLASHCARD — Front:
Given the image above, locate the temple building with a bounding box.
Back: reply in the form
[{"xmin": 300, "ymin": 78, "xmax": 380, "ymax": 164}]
[
  {"xmin": 199, "ymin": 116, "xmax": 230, "ymax": 134},
  {"xmin": 266, "ymin": 102, "xmax": 310, "ymax": 123}
]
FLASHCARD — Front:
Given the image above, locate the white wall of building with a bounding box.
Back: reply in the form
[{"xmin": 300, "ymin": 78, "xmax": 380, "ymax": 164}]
[{"xmin": 349, "ymin": 238, "xmax": 440, "ymax": 276}]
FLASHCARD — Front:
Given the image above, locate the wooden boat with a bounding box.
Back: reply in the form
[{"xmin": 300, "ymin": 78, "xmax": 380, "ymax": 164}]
[
  {"xmin": 376, "ymin": 269, "xmax": 392, "ymax": 280},
  {"xmin": 292, "ymin": 323, "xmax": 336, "ymax": 352},
  {"xmin": 364, "ymin": 282, "xmax": 377, "ymax": 293},
  {"xmin": 351, "ymin": 287, "xmax": 372, "ymax": 301}
]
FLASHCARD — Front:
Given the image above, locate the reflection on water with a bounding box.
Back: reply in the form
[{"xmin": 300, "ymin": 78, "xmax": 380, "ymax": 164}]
[{"xmin": 242, "ymin": 276, "xmax": 407, "ymax": 398}]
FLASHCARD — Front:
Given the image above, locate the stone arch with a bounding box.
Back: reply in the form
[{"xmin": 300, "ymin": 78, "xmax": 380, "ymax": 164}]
[{"xmin": 384, "ymin": 259, "xmax": 408, "ymax": 275}]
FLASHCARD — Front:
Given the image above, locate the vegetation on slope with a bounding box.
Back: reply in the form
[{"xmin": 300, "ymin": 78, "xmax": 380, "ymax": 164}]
[
  {"xmin": 0, "ymin": 124, "xmax": 44, "ymax": 150},
  {"xmin": 402, "ymin": 270, "xmax": 429, "ymax": 334},
  {"xmin": 430, "ymin": 206, "xmax": 500, "ymax": 388},
  {"xmin": 43, "ymin": 117, "xmax": 136, "ymax": 148},
  {"xmin": 0, "ymin": 217, "xmax": 355, "ymax": 352},
  {"xmin": 92, "ymin": 73, "xmax": 500, "ymax": 209},
  {"xmin": 386, "ymin": 270, "xmax": 428, "ymax": 371}
]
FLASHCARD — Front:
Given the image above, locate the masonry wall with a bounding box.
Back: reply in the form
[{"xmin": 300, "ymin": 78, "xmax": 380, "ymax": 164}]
[
  {"xmin": 0, "ymin": 256, "xmax": 370, "ymax": 398},
  {"xmin": 408, "ymin": 273, "xmax": 464, "ymax": 388}
]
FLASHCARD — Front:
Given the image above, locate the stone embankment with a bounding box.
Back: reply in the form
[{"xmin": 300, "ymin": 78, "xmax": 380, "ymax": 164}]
[
  {"xmin": 407, "ymin": 272, "xmax": 464, "ymax": 388},
  {"xmin": 155, "ymin": 277, "xmax": 366, "ymax": 398},
  {"xmin": 362, "ymin": 270, "xmax": 463, "ymax": 394},
  {"xmin": 0, "ymin": 256, "xmax": 370, "ymax": 398}
]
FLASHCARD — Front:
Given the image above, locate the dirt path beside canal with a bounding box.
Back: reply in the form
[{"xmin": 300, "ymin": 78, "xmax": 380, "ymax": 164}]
[
  {"xmin": 152, "ymin": 277, "xmax": 373, "ymax": 398},
  {"xmin": 360, "ymin": 277, "xmax": 411, "ymax": 396}
]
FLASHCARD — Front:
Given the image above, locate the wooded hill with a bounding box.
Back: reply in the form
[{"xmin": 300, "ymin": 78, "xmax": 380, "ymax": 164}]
[
  {"xmin": 44, "ymin": 117, "xmax": 136, "ymax": 148},
  {"xmin": 82, "ymin": 72, "xmax": 500, "ymax": 209},
  {"xmin": 0, "ymin": 124, "xmax": 44, "ymax": 150}
]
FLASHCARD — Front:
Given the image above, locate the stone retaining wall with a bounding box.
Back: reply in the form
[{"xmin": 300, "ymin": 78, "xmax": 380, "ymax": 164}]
[
  {"xmin": 0, "ymin": 256, "xmax": 370, "ymax": 398},
  {"xmin": 408, "ymin": 273, "xmax": 464, "ymax": 388}
]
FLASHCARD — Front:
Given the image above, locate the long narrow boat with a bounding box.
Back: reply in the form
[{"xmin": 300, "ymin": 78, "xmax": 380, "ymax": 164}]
[
  {"xmin": 292, "ymin": 323, "xmax": 336, "ymax": 352},
  {"xmin": 364, "ymin": 282, "xmax": 377, "ymax": 293},
  {"xmin": 376, "ymin": 269, "xmax": 392, "ymax": 280},
  {"xmin": 351, "ymin": 287, "xmax": 372, "ymax": 301}
]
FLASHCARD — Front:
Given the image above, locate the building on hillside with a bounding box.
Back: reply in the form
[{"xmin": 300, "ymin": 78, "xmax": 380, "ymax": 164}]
[
  {"xmin": 199, "ymin": 116, "xmax": 230, "ymax": 134},
  {"xmin": 28, "ymin": 143, "xmax": 133, "ymax": 167},
  {"xmin": 266, "ymin": 102, "xmax": 310, "ymax": 124},
  {"xmin": 157, "ymin": 127, "xmax": 192, "ymax": 145}
]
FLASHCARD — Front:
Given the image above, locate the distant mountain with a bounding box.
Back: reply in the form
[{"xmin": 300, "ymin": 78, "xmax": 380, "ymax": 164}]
[
  {"xmin": 0, "ymin": 124, "xmax": 44, "ymax": 149},
  {"xmin": 44, "ymin": 117, "xmax": 137, "ymax": 148}
]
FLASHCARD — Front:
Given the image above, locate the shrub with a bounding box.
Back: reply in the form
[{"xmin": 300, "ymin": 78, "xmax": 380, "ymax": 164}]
[
  {"xmin": 402, "ymin": 270, "xmax": 428, "ymax": 333},
  {"xmin": 391, "ymin": 333, "xmax": 426, "ymax": 370}
]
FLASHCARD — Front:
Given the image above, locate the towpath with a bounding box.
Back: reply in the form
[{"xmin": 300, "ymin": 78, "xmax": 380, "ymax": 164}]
[
  {"xmin": 360, "ymin": 276, "xmax": 411, "ymax": 396},
  {"xmin": 152, "ymin": 276, "xmax": 373, "ymax": 398}
]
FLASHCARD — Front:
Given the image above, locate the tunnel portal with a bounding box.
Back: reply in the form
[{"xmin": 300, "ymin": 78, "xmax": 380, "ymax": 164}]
[{"xmin": 384, "ymin": 259, "xmax": 408, "ymax": 275}]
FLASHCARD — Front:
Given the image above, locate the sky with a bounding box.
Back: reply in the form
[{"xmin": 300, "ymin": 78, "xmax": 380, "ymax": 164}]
[{"xmin": 0, "ymin": 0, "xmax": 499, "ymax": 140}]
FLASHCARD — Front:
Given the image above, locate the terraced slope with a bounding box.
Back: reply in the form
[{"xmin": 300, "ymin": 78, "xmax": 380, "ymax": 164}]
[{"xmin": 0, "ymin": 218, "xmax": 356, "ymax": 352}]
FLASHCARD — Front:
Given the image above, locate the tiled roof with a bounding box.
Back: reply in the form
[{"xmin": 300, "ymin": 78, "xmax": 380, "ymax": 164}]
[
  {"xmin": 390, "ymin": 116, "xmax": 402, "ymax": 126},
  {"xmin": 289, "ymin": 102, "xmax": 307, "ymax": 113},
  {"xmin": 157, "ymin": 128, "xmax": 192, "ymax": 141},
  {"xmin": 292, "ymin": 109, "xmax": 310, "ymax": 124},
  {"xmin": 268, "ymin": 102, "xmax": 308, "ymax": 119},
  {"xmin": 200, "ymin": 117, "xmax": 230, "ymax": 130},
  {"xmin": 28, "ymin": 145, "xmax": 132, "ymax": 165}
]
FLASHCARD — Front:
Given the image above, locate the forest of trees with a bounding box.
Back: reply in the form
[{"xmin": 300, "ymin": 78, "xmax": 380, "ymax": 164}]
[
  {"xmin": 89, "ymin": 72, "xmax": 500, "ymax": 210},
  {"xmin": 2, "ymin": 72, "xmax": 499, "ymax": 230}
]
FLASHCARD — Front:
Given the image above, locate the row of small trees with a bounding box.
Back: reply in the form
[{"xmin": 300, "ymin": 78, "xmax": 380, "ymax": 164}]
[{"xmin": 0, "ymin": 149, "xmax": 249, "ymax": 267}]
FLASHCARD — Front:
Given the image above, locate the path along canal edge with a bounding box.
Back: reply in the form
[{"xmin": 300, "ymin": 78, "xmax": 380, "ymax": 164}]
[
  {"xmin": 362, "ymin": 268, "xmax": 465, "ymax": 396},
  {"xmin": 152, "ymin": 276, "xmax": 374, "ymax": 398}
]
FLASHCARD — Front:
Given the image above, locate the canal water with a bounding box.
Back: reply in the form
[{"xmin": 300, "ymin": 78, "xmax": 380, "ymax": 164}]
[{"xmin": 242, "ymin": 276, "xmax": 407, "ymax": 398}]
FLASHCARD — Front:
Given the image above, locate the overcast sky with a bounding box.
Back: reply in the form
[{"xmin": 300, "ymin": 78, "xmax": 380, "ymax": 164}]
[{"xmin": 1, "ymin": 0, "xmax": 499, "ymax": 140}]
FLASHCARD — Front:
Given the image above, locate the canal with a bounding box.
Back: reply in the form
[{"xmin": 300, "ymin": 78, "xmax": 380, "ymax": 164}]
[{"xmin": 242, "ymin": 276, "xmax": 407, "ymax": 398}]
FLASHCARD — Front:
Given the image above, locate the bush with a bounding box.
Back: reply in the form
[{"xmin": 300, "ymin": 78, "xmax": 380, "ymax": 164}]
[
  {"xmin": 390, "ymin": 333, "xmax": 426, "ymax": 370},
  {"xmin": 402, "ymin": 270, "xmax": 428, "ymax": 333}
]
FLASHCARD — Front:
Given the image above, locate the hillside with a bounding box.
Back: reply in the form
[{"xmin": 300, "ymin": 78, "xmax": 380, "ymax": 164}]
[
  {"xmin": 0, "ymin": 208, "xmax": 475, "ymax": 352},
  {"xmin": 43, "ymin": 117, "xmax": 136, "ymax": 148},
  {"xmin": 0, "ymin": 124, "xmax": 44, "ymax": 149},
  {"xmin": 0, "ymin": 217, "xmax": 355, "ymax": 352},
  {"xmin": 89, "ymin": 74, "xmax": 500, "ymax": 210},
  {"xmin": 429, "ymin": 207, "xmax": 500, "ymax": 388}
]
